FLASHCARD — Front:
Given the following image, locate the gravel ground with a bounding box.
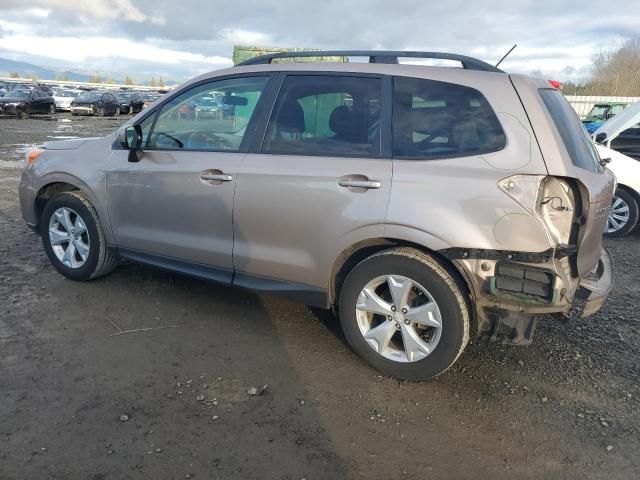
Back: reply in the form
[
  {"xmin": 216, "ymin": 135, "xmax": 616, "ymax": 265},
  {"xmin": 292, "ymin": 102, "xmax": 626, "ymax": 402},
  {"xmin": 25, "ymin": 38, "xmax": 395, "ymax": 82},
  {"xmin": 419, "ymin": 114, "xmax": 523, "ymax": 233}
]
[{"xmin": 1, "ymin": 114, "xmax": 639, "ymax": 479}]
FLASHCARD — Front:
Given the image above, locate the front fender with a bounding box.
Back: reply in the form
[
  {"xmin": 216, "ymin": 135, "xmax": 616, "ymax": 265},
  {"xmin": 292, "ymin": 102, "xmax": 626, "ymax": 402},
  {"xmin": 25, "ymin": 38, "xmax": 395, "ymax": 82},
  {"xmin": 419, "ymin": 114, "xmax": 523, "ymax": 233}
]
[{"xmin": 27, "ymin": 171, "xmax": 114, "ymax": 245}]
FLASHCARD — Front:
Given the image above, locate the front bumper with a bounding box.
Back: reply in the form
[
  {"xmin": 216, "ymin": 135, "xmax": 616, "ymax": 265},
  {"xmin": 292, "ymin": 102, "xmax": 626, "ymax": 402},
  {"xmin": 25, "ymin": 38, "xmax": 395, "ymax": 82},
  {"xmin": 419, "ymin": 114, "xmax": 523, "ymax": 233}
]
[
  {"xmin": 70, "ymin": 106, "xmax": 96, "ymax": 115},
  {"xmin": 19, "ymin": 170, "xmax": 38, "ymax": 229},
  {"xmin": 0, "ymin": 103, "xmax": 24, "ymax": 115}
]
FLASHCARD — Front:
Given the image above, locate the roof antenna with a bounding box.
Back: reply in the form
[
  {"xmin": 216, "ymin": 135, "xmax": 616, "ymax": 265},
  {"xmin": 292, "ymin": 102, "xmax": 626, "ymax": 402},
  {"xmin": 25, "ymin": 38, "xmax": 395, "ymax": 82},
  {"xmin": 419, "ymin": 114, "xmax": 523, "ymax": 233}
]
[{"xmin": 495, "ymin": 44, "xmax": 517, "ymax": 68}]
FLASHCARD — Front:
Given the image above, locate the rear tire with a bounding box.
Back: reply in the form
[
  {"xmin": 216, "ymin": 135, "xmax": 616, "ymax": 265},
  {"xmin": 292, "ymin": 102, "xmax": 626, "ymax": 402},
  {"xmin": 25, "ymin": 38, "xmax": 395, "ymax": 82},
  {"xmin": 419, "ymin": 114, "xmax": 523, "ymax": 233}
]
[
  {"xmin": 338, "ymin": 248, "xmax": 470, "ymax": 381},
  {"xmin": 605, "ymin": 188, "xmax": 638, "ymax": 238},
  {"xmin": 41, "ymin": 191, "xmax": 118, "ymax": 281}
]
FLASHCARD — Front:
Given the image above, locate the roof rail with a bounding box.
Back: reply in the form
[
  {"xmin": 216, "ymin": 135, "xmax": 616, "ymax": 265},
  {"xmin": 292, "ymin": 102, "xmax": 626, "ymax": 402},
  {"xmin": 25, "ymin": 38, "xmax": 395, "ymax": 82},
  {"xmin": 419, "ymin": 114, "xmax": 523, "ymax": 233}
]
[{"xmin": 236, "ymin": 50, "xmax": 503, "ymax": 73}]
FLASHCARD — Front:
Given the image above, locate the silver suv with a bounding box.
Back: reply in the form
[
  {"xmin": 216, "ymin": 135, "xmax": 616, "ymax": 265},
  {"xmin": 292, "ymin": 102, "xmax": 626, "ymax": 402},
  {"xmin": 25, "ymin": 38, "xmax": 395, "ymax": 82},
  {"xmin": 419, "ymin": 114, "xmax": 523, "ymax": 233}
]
[{"xmin": 19, "ymin": 51, "xmax": 615, "ymax": 380}]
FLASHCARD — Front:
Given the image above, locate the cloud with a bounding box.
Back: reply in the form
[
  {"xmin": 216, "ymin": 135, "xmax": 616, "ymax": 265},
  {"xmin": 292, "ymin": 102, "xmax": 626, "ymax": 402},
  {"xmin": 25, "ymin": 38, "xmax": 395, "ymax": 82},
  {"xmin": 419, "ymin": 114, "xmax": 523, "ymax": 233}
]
[
  {"xmin": 0, "ymin": 33, "xmax": 229, "ymax": 66},
  {"xmin": 0, "ymin": 0, "xmax": 638, "ymax": 82},
  {"xmin": 0, "ymin": 0, "xmax": 164, "ymax": 25}
]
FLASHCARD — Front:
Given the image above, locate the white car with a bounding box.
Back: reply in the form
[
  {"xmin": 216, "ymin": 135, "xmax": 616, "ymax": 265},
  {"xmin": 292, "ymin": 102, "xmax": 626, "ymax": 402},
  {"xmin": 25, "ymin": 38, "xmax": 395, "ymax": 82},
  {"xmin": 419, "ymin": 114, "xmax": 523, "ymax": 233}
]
[
  {"xmin": 52, "ymin": 89, "xmax": 81, "ymax": 111},
  {"xmin": 593, "ymin": 101, "xmax": 640, "ymax": 237}
]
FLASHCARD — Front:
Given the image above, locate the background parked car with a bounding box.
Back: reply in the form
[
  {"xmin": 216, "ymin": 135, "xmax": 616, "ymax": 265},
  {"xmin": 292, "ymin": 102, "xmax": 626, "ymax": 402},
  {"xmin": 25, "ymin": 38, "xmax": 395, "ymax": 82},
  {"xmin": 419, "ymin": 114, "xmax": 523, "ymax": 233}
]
[
  {"xmin": 0, "ymin": 88, "xmax": 55, "ymax": 116},
  {"xmin": 116, "ymin": 92, "xmax": 144, "ymax": 114},
  {"xmin": 52, "ymin": 88, "xmax": 81, "ymax": 111},
  {"xmin": 609, "ymin": 123, "xmax": 640, "ymax": 160},
  {"xmin": 70, "ymin": 91, "xmax": 120, "ymax": 116},
  {"xmin": 36, "ymin": 84, "xmax": 54, "ymax": 96},
  {"xmin": 194, "ymin": 95, "xmax": 222, "ymax": 119},
  {"xmin": 593, "ymin": 101, "xmax": 640, "ymax": 237},
  {"xmin": 141, "ymin": 92, "xmax": 162, "ymax": 109},
  {"xmin": 583, "ymin": 102, "xmax": 627, "ymax": 133}
]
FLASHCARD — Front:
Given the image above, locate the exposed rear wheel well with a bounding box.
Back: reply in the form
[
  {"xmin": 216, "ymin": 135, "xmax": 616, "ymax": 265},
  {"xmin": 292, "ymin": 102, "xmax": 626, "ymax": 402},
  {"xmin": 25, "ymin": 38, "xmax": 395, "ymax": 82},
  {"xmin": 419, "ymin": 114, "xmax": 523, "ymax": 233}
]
[
  {"xmin": 330, "ymin": 239, "xmax": 476, "ymax": 330},
  {"xmin": 35, "ymin": 182, "xmax": 79, "ymax": 228}
]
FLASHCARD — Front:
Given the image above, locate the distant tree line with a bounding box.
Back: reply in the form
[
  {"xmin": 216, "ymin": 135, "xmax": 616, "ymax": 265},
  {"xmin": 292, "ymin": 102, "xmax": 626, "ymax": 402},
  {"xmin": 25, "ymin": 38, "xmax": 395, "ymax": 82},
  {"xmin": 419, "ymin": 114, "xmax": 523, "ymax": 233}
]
[
  {"xmin": 564, "ymin": 39, "xmax": 640, "ymax": 96},
  {"xmin": 5, "ymin": 71, "xmax": 167, "ymax": 87}
]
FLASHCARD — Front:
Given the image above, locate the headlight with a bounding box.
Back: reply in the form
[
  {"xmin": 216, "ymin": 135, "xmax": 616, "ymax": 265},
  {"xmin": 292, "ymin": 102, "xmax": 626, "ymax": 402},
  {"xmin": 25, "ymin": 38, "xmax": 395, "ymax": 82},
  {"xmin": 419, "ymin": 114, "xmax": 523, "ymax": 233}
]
[{"xmin": 25, "ymin": 147, "xmax": 45, "ymax": 167}]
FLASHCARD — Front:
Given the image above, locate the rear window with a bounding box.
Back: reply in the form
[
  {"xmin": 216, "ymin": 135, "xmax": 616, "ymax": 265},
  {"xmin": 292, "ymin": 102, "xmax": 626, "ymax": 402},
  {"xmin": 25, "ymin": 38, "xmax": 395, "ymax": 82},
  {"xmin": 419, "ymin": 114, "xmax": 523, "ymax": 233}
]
[
  {"xmin": 539, "ymin": 89, "xmax": 602, "ymax": 173},
  {"xmin": 392, "ymin": 77, "xmax": 506, "ymax": 159}
]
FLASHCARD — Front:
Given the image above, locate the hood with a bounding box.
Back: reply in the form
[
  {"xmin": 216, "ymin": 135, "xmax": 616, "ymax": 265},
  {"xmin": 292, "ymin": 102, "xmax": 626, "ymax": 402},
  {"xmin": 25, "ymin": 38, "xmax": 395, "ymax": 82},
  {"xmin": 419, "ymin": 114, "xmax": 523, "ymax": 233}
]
[
  {"xmin": 0, "ymin": 96, "xmax": 29, "ymax": 103},
  {"xmin": 592, "ymin": 101, "xmax": 640, "ymax": 143},
  {"xmin": 41, "ymin": 138, "xmax": 97, "ymax": 150}
]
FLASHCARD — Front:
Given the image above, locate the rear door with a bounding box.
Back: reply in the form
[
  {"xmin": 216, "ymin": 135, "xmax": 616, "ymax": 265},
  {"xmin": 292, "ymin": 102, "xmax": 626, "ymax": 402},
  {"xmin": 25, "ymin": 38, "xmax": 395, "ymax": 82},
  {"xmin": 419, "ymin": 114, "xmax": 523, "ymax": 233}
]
[{"xmin": 233, "ymin": 73, "xmax": 392, "ymax": 292}]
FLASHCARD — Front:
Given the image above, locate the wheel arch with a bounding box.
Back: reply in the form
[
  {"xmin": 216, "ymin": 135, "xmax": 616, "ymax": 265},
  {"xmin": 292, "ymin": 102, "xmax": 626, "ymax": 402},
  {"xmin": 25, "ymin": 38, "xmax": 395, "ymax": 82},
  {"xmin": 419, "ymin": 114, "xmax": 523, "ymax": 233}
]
[
  {"xmin": 35, "ymin": 181, "xmax": 80, "ymax": 229},
  {"xmin": 617, "ymin": 183, "xmax": 640, "ymax": 211},
  {"xmin": 329, "ymin": 237, "xmax": 477, "ymax": 333},
  {"xmin": 33, "ymin": 173, "xmax": 111, "ymax": 242}
]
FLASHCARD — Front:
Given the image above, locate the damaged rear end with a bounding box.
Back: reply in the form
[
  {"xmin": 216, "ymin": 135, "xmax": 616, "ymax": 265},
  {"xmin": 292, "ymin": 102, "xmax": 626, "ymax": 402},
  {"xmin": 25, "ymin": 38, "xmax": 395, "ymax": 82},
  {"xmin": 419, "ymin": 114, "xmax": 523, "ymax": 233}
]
[{"xmin": 465, "ymin": 76, "xmax": 615, "ymax": 344}]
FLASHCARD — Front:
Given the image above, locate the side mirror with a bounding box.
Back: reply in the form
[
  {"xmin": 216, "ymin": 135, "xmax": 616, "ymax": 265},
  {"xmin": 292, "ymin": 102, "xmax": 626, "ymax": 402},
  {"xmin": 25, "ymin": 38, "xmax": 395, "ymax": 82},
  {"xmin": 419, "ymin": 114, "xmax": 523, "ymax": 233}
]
[
  {"xmin": 118, "ymin": 125, "xmax": 143, "ymax": 162},
  {"xmin": 594, "ymin": 132, "xmax": 607, "ymax": 144}
]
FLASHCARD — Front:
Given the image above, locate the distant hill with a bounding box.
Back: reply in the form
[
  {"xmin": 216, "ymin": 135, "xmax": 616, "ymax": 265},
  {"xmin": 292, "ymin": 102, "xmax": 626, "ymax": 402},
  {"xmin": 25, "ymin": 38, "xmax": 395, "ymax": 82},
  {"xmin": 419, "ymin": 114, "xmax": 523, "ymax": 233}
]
[{"xmin": 0, "ymin": 57, "xmax": 94, "ymax": 82}]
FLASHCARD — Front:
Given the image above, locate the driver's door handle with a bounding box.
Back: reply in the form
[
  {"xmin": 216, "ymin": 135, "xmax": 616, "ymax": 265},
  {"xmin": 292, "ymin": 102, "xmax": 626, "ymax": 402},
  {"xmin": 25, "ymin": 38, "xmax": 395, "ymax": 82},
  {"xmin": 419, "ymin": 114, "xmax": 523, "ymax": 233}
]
[{"xmin": 201, "ymin": 174, "xmax": 233, "ymax": 182}]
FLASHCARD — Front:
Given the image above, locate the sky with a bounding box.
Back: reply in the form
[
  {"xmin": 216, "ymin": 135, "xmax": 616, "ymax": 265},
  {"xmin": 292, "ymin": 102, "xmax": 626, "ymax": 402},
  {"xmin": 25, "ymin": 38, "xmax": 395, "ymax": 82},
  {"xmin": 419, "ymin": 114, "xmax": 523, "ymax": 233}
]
[{"xmin": 0, "ymin": 0, "xmax": 639, "ymax": 83}]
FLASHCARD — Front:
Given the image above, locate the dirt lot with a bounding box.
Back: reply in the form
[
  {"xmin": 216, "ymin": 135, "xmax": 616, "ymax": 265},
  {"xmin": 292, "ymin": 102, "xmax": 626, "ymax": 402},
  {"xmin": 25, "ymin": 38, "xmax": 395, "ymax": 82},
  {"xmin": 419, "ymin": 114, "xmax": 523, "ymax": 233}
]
[{"xmin": 1, "ymin": 114, "xmax": 639, "ymax": 480}]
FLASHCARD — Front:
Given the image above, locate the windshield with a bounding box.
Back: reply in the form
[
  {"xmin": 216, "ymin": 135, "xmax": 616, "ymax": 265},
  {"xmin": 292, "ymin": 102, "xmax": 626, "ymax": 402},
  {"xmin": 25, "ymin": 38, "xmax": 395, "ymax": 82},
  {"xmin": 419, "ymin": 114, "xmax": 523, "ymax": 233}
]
[
  {"xmin": 77, "ymin": 92, "xmax": 102, "ymax": 101},
  {"xmin": 587, "ymin": 105, "xmax": 608, "ymax": 119},
  {"xmin": 7, "ymin": 90, "xmax": 31, "ymax": 99},
  {"xmin": 540, "ymin": 88, "xmax": 602, "ymax": 173}
]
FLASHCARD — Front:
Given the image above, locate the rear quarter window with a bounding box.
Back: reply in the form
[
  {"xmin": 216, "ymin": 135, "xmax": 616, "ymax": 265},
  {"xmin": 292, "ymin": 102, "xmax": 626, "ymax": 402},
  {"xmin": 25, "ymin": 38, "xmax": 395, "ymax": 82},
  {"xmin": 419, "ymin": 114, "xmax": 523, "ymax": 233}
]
[
  {"xmin": 392, "ymin": 77, "xmax": 506, "ymax": 159},
  {"xmin": 539, "ymin": 88, "xmax": 602, "ymax": 173}
]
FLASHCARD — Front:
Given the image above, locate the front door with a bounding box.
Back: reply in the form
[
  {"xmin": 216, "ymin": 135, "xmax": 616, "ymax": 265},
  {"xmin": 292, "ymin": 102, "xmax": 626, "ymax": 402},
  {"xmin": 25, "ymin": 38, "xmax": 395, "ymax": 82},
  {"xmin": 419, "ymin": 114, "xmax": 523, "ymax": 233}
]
[{"xmin": 107, "ymin": 75, "xmax": 271, "ymax": 279}]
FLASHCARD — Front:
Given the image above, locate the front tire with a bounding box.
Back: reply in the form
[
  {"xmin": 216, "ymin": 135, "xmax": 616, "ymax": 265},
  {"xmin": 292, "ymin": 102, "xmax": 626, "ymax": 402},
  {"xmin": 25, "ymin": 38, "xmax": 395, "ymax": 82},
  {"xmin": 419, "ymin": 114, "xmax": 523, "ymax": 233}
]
[
  {"xmin": 41, "ymin": 191, "xmax": 118, "ymax": 281},
  {"xmin": 115, "ymin": 106, "xmax": 121, "ymax": 116},
  {"xmin": 338, "ymin": 248, "xmax": 470, "ymax": 381},
  {"xmin": 48, "ymin": 104, "xmax": 55, "ymax": 115},
  {"xmin": 605, "ymin": 188, "xmax": 639, "ymax": 238}
]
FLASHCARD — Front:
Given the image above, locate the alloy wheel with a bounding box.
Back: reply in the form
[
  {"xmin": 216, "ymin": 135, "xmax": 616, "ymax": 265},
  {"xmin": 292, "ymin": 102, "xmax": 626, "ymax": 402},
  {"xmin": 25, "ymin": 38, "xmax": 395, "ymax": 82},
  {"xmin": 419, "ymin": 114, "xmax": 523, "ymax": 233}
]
[
  {"xmin": 48, "ymin": 207, "xmax": 90, "ymax": 268},
  {"xmin": 607, "ymin": 195, "xmax": 630, "ymax": 234},
  {"xmin": 355, "ymin": 274, "xmax": 442, "ymax": 363}
]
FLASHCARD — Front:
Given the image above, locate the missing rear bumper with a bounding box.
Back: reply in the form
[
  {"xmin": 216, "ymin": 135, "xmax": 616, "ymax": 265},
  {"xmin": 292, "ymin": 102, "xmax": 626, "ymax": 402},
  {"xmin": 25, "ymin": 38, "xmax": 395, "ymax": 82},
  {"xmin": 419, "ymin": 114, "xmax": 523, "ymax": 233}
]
[{"xmin": 477, "ymin": 308, "xmax": 538, "ymax": 346}]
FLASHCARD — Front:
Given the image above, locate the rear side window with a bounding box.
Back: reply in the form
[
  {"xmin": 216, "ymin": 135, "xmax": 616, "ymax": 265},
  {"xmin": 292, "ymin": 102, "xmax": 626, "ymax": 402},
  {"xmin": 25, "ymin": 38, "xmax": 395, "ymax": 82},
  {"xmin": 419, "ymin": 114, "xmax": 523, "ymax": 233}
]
[
  {"xmin": 392, "ymin": 77, "xmax": 505, "ymax": 159},
  {"xmin": 539, "ymin": 89, "xmax": 602, "ymax": 173},
  {"xmin": 262, "ymin": 75, "xmax": 381, "ymax": 157}
]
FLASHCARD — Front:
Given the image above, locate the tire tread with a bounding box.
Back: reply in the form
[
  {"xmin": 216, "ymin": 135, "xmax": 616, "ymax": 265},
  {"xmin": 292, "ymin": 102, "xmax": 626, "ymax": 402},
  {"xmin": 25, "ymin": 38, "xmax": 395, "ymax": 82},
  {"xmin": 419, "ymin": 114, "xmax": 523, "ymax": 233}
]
[{"xmin": 65, "ymin": 190, "xmax": 118, "ymax": 279}]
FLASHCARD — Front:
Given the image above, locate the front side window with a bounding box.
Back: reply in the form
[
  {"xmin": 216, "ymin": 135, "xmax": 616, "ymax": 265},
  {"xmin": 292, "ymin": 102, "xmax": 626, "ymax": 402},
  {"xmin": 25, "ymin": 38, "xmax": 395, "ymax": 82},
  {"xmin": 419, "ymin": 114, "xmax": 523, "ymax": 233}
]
[
  {"xmin": 262, "ymin": 75, "xmax": 381, "ymax": 157},
  {"xmin": 147, "ymin": 76, "xmax": 269, "ymax": 151},
  {"xmin": 392, "ymin": 77, "xmax": 506, "ymax": 159}
]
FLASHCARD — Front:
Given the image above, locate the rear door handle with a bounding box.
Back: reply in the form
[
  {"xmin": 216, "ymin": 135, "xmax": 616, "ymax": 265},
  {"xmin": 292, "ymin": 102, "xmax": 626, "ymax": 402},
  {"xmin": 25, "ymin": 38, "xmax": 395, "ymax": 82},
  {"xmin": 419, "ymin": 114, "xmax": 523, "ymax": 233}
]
[
  {"xmin": 201, "ymin": 174, "xmax": 233, "ymax": 182},
  {"xmin": 338, "ymin": 179, "xmax": 382, "ymax": 189}
]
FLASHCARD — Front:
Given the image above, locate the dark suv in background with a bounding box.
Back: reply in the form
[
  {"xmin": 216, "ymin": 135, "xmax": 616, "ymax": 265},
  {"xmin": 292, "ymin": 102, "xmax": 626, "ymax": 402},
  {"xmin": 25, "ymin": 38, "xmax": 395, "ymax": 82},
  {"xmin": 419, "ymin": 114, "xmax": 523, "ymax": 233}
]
[{"xmin": 70, "ymin": 91, "xmax": 120, "ymax": 116}]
